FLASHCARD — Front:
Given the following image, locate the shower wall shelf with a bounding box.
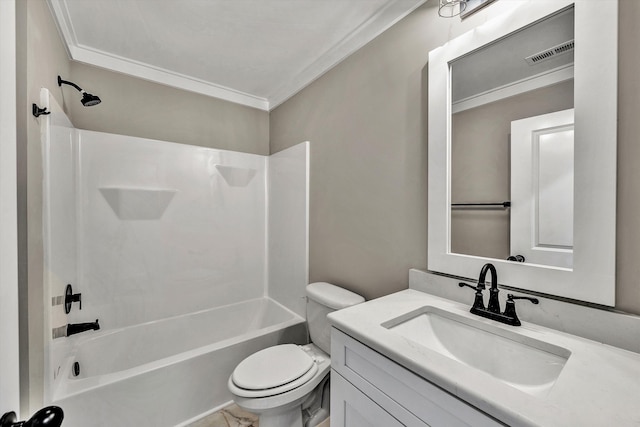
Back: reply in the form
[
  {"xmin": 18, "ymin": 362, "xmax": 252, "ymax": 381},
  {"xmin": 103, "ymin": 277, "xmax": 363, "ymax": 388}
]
[
  {"xmin": 215, "ymin": 165, "xmax": 257, "ymax": 187},
  {"xmin": 98, "ymin": 187, "xmax": 177, "ymax": 220}
]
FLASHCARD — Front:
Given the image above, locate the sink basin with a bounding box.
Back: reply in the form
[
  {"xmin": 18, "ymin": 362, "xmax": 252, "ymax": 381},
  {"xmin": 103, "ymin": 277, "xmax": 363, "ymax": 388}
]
[{"xmin": 382, "ymin": 306, "xmax": 571, "ymax": 397}]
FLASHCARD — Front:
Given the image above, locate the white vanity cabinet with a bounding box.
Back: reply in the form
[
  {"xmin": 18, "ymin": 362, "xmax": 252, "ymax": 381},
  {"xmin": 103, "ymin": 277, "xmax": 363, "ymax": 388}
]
[{"xmin": 331, "ymin": 328, "xmax": 504, "ymax": 427}]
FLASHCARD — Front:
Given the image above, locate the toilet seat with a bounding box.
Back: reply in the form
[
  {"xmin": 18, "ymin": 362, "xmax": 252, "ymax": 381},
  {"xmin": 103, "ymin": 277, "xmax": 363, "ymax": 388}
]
[{"xmin": 230, "ymin": 344, "xmax": 319, "ymax": 398}]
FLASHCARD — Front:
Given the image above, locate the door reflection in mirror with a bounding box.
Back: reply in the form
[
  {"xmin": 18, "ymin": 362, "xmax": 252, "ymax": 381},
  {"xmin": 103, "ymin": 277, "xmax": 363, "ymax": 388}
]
[{"xmin": 511, "ymin": 109, "xmax": 574, "ymax": 268}]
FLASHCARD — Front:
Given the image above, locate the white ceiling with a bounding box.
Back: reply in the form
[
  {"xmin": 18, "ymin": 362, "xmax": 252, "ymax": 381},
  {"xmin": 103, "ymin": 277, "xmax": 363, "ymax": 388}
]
[
  {"xmin": 451, "ymin": 6, "xmax": 574, "ymax": 102},
  {"xmin": 49, "ymin": 0, "xmax": 427, "ymax": 111}
]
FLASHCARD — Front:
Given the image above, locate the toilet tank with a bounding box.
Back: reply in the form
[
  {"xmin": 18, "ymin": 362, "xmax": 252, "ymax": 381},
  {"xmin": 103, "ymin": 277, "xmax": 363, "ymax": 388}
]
[{"xmin": 306, "ymin": 282, "xmax": 364, "ymax": 354}]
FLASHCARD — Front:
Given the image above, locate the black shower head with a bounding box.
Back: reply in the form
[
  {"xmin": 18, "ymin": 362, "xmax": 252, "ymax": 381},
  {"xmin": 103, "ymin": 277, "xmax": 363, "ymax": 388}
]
[
  {"xmin": 81, "ymin": 92, "xmax": 101, "ymax": 107},
  {"xmin": 58, "ymin": 75, "xmax": 101, "ymax": 107}
]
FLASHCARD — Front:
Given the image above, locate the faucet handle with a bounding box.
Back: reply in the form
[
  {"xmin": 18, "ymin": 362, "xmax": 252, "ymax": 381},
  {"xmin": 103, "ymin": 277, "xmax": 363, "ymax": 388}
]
[
  {"xmin": 458, "ymin": 282, "xmax": 478, "ymax": 291},
  {"xmin": 503, "ymin": 294, "xmax": 539, "ymax": 326},
  {"xmin": 507, "ymin": 294, "xmax": 539, "ymax": 304},
  {"xmin": 458, "ymin": 281, "xmax": 486, "ymax": 291},
  {"xmin": 64, "ymin": 284, "xmax": 82, "ymax": 313},
  {"xmin": 459, "ymin": 282, "xmax": 485, "ymax": 311}
]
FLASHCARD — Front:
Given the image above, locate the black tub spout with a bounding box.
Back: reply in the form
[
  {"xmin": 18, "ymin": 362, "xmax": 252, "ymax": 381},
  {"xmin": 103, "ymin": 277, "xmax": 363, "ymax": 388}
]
[{"xmin": 67, "ymin": 319, "xmax": 100, "ymax": 336}]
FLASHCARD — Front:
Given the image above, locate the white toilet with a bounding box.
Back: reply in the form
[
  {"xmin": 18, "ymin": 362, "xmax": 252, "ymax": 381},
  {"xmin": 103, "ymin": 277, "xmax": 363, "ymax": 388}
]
[{"xmin": 228, "ymin": 282, "xmax": 364, "ymax": 427}]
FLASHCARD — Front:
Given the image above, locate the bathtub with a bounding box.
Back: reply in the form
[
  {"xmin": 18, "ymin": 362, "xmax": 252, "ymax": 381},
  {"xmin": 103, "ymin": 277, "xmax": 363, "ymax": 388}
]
[{"xmin": 50, "ymin": 297, "xmax": 306, "ymax": 427}]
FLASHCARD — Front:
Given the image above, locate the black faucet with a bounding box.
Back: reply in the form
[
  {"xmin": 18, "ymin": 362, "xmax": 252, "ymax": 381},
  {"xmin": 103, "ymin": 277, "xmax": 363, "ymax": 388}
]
[
  {"xmin": 67, "ymin": 319, "xmax": 100, "ymax": 336},
  {"xmin": 459, "ymin": 263, "xmax": 539, "ymax": 326},
  {"xmin": 479, "ymin": 263, "xmax": 500, "ymax": 314}
]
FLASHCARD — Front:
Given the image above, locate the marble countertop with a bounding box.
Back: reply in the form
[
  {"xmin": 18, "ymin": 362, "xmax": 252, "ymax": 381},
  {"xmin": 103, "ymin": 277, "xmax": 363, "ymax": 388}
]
[{"xmin": 328, "ymin": 289, "xmax": 640, "ymax": 427}]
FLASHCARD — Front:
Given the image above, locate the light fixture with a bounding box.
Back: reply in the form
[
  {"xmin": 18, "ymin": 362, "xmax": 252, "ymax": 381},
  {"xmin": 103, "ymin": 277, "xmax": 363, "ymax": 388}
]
[
  {"xmin": 57, "ymin": 75, "xmax": 102, "ymax": 106},
  {"xmin": 438, "ymin": 0, "xmax": 467, "ymax": 18}
]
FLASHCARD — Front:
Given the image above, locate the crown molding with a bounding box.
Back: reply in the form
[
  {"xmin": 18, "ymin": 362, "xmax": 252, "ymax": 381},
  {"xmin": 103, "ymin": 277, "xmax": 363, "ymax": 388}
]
[
  {"xmin": 48, "ymin": 0, "xmax": 426, "ymax": 112},
  {"xmin": 48, "ymin": 0, "xmax": 269, "ymax": 110},
  {"xmin": 451, "ymin": 65, "xmax": 574, "ymax": 114},
  {"xmin": 267, "ymin": 0, "xmax": 427, "ymax": 109},
  {"xmin": 67, "ymin": 45, "xmax": 271, "ymax": 111}
]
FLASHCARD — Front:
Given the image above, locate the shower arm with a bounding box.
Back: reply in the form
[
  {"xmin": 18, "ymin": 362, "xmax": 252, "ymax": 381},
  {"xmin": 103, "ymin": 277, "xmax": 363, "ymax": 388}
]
[{"xmin": 57, "ymin": 76, "xmax": 84, "ymax": 93}]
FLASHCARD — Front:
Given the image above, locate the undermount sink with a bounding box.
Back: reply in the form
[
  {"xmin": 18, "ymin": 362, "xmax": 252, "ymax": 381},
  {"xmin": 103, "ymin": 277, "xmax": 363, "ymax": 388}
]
[{"xmin": 382, "ymin": 306, "xmax": 571, "ymax": 397}]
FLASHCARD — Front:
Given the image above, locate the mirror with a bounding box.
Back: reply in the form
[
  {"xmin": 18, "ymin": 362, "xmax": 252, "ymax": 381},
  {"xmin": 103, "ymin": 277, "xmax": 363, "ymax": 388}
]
[
  {"xmin": 450, "ymin": 7, "xmax": 575, "ymax": 268},
  {"xmin": 428, "ymin": 0, "xmax": 617, "ymax": 305}
]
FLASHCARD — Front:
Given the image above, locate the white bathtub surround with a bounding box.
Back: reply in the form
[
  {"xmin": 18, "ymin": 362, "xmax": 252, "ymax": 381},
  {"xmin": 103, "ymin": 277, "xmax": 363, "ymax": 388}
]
[
  {"xmin": 410, "ymin": 269, "xmax": 640, "ymax": 354},
  {"xmin": 40, "ymin": 90, "xmax": 78, "ymax": 405},
  {"xmin": 328, "ymin": 290, "xmax": 640, "ymax": 426},
  {"xmin": 40, "ymin": 88, "xmax": 310, "ymax": 425},
  {"xmin": 53, "ymin": 298, "xmax": 304, "ymax": 426},
  {"xmin": 74, "ymin": 130, "xmax": 269, "ymax": 329},
  {"xmin": 268, "ymin": 143, "xmax": 310, "ymax": 317}
]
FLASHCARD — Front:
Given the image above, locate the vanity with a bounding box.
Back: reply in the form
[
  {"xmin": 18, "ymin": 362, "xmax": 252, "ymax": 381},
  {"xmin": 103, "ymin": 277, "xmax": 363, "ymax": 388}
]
[{"xmin": 328, "ymin": 289, "xmax": 640, "ymax": 426}]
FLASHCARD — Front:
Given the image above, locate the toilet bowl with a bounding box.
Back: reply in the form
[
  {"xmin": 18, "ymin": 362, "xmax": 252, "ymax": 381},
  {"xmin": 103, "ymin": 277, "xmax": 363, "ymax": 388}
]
[{"xmin": 228, "ymin": 282, "xmax": 364, "ymax": 427}]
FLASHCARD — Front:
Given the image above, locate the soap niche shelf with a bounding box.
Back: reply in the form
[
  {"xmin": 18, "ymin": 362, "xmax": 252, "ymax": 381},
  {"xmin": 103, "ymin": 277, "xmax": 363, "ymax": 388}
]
[
  {"xmin": 215, "ymin": 165, "xmax": 257, "ymax": 187},
  {"xmin": 99, "ymin": 187, "xmax": 177, "ymax": 220}
]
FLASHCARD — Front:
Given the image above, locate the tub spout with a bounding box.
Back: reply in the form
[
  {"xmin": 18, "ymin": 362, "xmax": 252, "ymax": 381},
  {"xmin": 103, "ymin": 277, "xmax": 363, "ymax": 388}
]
[{"xmin": 67, "ymin": 319, "xmax": 100, "ymax": 336}]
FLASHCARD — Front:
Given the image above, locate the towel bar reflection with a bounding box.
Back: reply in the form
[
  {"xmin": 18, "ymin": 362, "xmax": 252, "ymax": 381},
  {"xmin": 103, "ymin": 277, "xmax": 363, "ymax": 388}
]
[{"xmin": 451, "ymin": 201, "xmax": 511, "ymax": 209}]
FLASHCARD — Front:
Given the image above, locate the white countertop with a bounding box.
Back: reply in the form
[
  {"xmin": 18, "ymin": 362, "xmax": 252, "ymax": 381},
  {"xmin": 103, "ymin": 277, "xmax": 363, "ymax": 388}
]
[{"xmin": 328, "ymin": 289, "xmax": 640, "ymax": 427}]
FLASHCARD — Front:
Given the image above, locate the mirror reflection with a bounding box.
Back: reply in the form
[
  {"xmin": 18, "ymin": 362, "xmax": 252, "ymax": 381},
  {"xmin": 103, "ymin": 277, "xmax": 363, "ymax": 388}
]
[{"xmin": 450, "ymin": 6, "xmax": 575, "ymax": 268}]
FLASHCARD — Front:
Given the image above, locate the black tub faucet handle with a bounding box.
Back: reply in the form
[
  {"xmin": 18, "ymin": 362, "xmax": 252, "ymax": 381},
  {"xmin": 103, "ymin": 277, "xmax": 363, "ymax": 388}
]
[{"xmin": 65, "ymin": 284, "xmax": 82, "ymax": 313}]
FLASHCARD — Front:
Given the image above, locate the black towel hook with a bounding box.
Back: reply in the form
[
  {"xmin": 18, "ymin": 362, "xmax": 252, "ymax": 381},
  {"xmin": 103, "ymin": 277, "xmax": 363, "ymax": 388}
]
[{"xmin": 32, "ymin": 104, "xmax": 50, "ymax": 118}]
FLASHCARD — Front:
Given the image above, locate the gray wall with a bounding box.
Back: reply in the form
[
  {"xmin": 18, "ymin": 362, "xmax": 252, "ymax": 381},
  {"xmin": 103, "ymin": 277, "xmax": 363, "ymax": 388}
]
[
  {"xmin": 270, "ymin": 0, "xmax": 640, "ymax": 315},
  {"xmin": 616, "ymin": 0, "xmax": 640, "ymax": 315},
  {"xmin": 451, "ymin": 80, "xmax": 574, "ymax": 260},
  {"xmin": 68, "ymin": 63, "xmax": 269, "ymax": 155},
  {"xmin": 269, "ymin": 1, "xmax": 513, "ymax": 300},
  {"xmin": 270, "ymin": 4, "xmax": 433, "ymax": 300}
]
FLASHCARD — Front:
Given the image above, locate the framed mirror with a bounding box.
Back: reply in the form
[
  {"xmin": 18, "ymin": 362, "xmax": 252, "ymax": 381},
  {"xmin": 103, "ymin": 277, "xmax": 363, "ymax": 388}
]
[{"xmin": 428, "ymin": 0, "xmax": 617, "ymax": 305}]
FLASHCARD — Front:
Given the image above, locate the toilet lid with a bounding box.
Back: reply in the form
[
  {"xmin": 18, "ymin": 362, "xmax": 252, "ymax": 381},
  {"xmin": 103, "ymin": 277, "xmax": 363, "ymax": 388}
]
[{"xmin": 232, "ymin": 344, "xmax": 315, "ymax": 391}]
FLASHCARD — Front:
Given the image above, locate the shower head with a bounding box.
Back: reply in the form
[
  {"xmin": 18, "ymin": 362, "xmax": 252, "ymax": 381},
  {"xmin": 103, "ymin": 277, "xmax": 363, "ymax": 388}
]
[
  {"xmin": 81, "ymin": 92, "xmax": 101, "ymax": 107},
  {"xmin": 57, "ymin": 75, "xmax": 101, "ymax": 107}
]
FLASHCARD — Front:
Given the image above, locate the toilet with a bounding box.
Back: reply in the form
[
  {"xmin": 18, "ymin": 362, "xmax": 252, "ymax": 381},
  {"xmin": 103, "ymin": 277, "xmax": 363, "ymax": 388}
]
[{"xmin": 228, "ymin": 282, "xmax": 364, "ymax": 427}]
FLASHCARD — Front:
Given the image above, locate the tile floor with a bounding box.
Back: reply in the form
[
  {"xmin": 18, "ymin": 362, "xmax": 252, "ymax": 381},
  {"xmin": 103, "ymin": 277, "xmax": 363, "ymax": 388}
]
[
  {"xmin": 186, "ymin": 404, "xmax": 331, "ymax": 427},
  {"xmin": 187, "ymin": 404, "xmax": 258, "ymax": 427}
]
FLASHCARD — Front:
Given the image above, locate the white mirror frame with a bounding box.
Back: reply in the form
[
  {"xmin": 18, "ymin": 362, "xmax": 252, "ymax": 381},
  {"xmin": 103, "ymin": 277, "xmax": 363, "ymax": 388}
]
[{"xmin": 428, "ymin": 0, "xmax": 617, "ymax": 305}]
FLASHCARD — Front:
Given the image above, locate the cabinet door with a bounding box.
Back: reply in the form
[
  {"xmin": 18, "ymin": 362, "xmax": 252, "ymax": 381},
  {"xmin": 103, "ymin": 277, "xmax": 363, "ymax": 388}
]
[
  {"xmin": 332, "ymin": 372, "xmax": 422, "ymax": 427},
  {"xmin": 332, "ymin": 328, "xmax": 504, "ymax": 427}
]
